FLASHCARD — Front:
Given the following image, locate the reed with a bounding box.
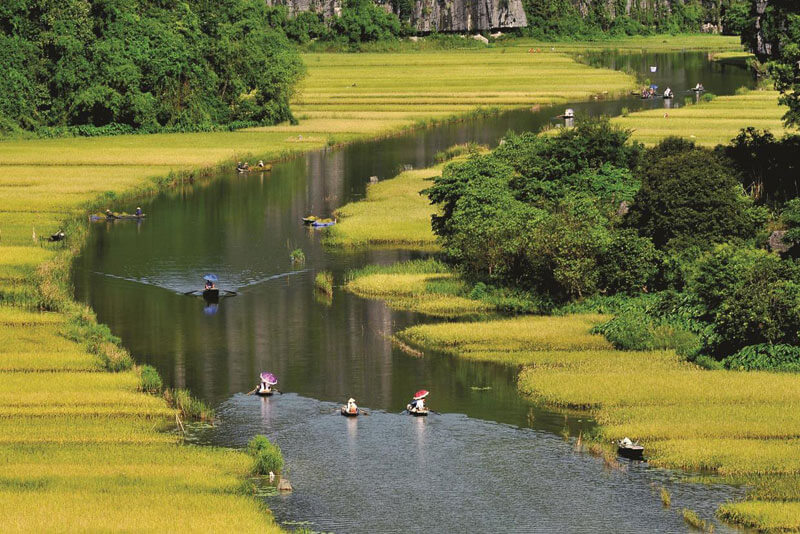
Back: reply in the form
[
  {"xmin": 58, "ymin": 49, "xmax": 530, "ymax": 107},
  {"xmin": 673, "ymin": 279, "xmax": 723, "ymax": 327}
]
[
  {"xmin": 314, "ymin": 270, "xmax": 334, "ymax": 296},
  {"xmin": 660, "ymin": 486, "xmax": 671, "ymax": 508},
  {"xmin": 682, "ymin": 508, "xmax": 714, "ymax": 532}
]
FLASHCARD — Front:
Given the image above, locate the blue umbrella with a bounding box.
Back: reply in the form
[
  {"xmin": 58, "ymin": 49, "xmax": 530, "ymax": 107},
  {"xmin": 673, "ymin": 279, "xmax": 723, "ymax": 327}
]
[
  {"xmin": 649, "ymin": 84, "xmax": 659, "ymax": 90},
  {"xmin": 203, "ymin": 274, "xmax": 218, "ymax": 283}
]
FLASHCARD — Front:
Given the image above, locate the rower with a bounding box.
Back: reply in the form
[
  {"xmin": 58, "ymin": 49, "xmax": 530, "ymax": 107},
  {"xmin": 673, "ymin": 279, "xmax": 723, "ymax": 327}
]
[
  {"xmin": 346, "ymin": 398, "xmax": 358, "ymax": 414},
  {"xmin": 663, "ymin": 87, "xmax": 673, "ymax": 98},
  {"xmin": 257, "ymin": 160, "xmax": 265, "ymax": 168},
  {"xmin": 694, "ymin": 82, "xmax": 704, "ymax": 91},
  {"xmin": 205, "ymin": 279, "xmax": 215, "ymax": 290},
  {"xmin": 105, "ymin": 208, "xmax": 113, "ymax": 218},
  {"xmin": 135, "ymin": 206, "xmax": 143, "ymax": 217},
  {"xmin": 258, "ymin": 379, "xmax": 272, "ymax": 395}
]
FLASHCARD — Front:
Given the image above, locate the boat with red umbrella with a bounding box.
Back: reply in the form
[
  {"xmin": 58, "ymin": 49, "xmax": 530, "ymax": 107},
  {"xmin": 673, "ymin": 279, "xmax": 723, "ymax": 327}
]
[
  {"xmin": 256, "ymin": 372, "xmax": 278, "ymax": 396},
  {"xmin": 406, "ymin": 389, "xmax": 429, "ymax": 416}
]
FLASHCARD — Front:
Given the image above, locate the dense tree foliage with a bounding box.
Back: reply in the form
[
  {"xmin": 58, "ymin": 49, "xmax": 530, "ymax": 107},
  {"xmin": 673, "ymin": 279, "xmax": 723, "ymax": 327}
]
[
  {"xmin": 625, "ymin": 143, "xmax": 760, "ymax": 250},
  {"xmin": 0, "ymin": 0, "xmax": 305, "ymax": 134},
  {"xmin": 725, "ymin": 128, "xmax": 800, "ymax": 206},
  {"xmin": 741, "ymin": 1, "xmax": 800, "ymax": 126},
  {"xmin": 522, "ymin": 0, "xmax": 743, "ymax": 39},
  {"xmin": 428, "ymin": 122, "xmax": 800, "ymax": 367}
]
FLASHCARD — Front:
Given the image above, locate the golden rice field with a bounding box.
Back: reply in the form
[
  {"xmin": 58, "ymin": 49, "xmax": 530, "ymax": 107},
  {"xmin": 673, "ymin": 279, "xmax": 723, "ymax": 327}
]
[
  {"xmin": 612, "ymin": 90, "xmax": 794, "ymax": 146},
  {"xmin": 396, "ymin": 314, "xmax": 800, "ymax": 531},
  {"xmin": 326, "ymin": 165, "xmax": 441, "ymax": 249}
]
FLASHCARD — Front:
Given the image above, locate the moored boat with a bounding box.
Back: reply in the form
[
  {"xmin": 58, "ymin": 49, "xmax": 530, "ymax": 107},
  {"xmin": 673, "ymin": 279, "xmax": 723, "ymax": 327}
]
[
  {"xmin": 311, "ymin": 218, "xmax": 336, "ymax": 228},
  {"xmin": 617, "ymin": 437, "xmax": 645, "ymax": 460},
  {"xmin": 302, "ymin": 216, "xmax": 318, "ymax": 224}
]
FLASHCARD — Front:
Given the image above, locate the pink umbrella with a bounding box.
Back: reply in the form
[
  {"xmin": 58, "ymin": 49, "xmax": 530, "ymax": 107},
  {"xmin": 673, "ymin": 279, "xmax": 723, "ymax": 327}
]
[
  {"xmin": 260, "ymin": 372, "xmax": 278, "ymax": 385},
  {"xmin": 413, "ymin": 390, "xmax": 429, "ymax": 400}
]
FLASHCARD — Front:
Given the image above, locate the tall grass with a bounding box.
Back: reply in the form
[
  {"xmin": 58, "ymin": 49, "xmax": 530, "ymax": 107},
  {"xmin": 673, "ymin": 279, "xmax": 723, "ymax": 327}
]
[{"xmin": 314, "ymin": 270, "xmax": 334, "ymax": 296}]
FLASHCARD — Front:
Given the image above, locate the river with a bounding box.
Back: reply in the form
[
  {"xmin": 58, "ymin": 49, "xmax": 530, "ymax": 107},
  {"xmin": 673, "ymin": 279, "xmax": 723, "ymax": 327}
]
[{"xmin": 73, "ymin": 51, "xmax": 754, "ymax": 532}]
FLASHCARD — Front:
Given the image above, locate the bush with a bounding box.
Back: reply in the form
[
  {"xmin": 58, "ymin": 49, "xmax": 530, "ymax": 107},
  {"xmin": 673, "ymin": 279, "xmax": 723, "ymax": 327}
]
[
  {"xmin": 139, "ymin": 365, "xmax": 163, "ymax": 394},
  {"xmin": 247, "ymin": 435, "xmax": 284, "ymax": 475},
  {"xmin": 290, "ymin": 248, "xmax": 305, "ymax": 264},
  {"xmin": 723, "ymin": 344, "xmax": 800, "ymax": 372},
  {"xmin": 597, "ymin": 229, "xmax": 662, "ymax": 294}
]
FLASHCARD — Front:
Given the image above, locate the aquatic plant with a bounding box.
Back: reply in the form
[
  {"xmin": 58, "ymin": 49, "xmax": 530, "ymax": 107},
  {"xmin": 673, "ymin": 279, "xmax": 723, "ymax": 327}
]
[
  {"xmin": 289, "ymin": 248, "xmax": 306, "ymax": 264},
  {"xmin": 660, "ymin": 486, "xmax": 671, "ymax": 508},
  {"xmin": 682, "ymin": 508, "xmax": 713, "ymax": 532},
  {"xmin": 247, "ymin": 435, "xmax": 284, "ymax": 475},
  {"xmin": 165, "ymin": 389, "xmax": 215, "ymax": 422},
  {"xmin": 314, "ymin": 271, "xmax": 334, "ymax": 296}
]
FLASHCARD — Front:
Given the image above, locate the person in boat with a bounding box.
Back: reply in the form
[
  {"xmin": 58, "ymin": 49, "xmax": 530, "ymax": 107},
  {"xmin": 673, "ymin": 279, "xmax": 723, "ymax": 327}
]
[
  {"xmin": 204, "ymin": 279, "xmax": 215, "ymax": 290},
  {"xmin": 135, "ymin": 206, "xmax": 142, "ymax": 217},
  {"xmin": 346, "ymin": 398, "xmax": 358, "ymax": 414},
  {"xmin": 257, "ymin": 160, "xmax": 265, "ymax": 168},
  {"xmin": 105, "ymin": 208, "xmax": 114, "ymax": 218},
  {"xmin": 694, "ymin": 82, "xmax": 704, "ymax": 91},
  {"xmin": 408, "ymin": 396, "xmax": 425, "ymax": 413},
  {"xmin": 641, "ymin": 87, "xmax": 649, "ymax": 99},
  {"xmin": 663, "ymin": 87, "xmax": 673, "ymax": 98},
  {"xmin": 258, "ymin": 379, "xmax": 272, "ymax": 395}
]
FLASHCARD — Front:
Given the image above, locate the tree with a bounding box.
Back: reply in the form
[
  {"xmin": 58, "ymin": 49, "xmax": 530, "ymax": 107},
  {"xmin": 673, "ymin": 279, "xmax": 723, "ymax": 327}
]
[
  {"xmin": 741, "ymin": 1, "xmax": 800, "ymax": 126},
  {"xmin": 625, "ymin": 146, "xmax": 757, "ymax": 250}
]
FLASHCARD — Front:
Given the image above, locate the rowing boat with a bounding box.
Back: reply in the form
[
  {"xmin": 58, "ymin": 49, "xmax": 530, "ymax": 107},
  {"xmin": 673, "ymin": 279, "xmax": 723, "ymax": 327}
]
[
  {"xmin": 89, "ymin": 213, "xmax": 146, "ymax": 221},
  {"xmin": 340, "ymin": 407, "xmax": 359, "ymax": 417}
]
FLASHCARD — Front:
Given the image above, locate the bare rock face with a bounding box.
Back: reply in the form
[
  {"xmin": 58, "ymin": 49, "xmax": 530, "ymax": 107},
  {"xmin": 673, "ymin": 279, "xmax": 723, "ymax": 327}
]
[
  {"xmin": 769, "ymin": 230, "xmax": 791, "ymax": 254},
  {"xmin": 265, "ymin": 0, "xmax": 527, "ymax": 32}
]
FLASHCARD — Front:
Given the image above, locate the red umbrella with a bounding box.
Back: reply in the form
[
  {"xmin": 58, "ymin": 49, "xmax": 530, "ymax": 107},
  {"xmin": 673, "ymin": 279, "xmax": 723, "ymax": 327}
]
[{"xmin": 413, "ymin": 390, "xmax": 429, "ymax": 400}]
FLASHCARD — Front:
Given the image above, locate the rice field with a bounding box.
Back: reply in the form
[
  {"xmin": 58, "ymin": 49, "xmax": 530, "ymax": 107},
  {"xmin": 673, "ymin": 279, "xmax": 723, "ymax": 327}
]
[
  {"xmin": 612, "ymin": 90, "xmax": 794, "ymax": 146},
  {"xmin": 325, "ymin": 165, "xmax": 442, "ymax": 250},
  {"xmin": 396, "ymin": 314, "xmax": 800, "ymax": 531}
]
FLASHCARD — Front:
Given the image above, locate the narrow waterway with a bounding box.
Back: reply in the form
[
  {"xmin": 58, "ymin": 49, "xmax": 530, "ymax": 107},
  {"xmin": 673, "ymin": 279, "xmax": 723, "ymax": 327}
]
[{"xmin": 74, "ymin": 51, "xmax": 754, "ymax": 532}]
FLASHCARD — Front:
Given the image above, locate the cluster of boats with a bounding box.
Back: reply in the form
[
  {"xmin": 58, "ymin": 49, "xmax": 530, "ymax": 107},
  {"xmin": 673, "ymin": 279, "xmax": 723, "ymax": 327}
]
[
  {"xmin": 302, "ymin": 215, "xmax": 336, "ymax": 228},
  {"xmin": 236, "ymin": 160, "xmax": 271, "ymax": 173},
  {"xmin": 254, "ymin": 375, "xmax": 431, "ymax": 418},
  {"xmin": 89, "ymin": 208, "xmax": 146, "ymax": 221},
  {"xmin": 638, "ymin": 82, "xmax": 705, "ymax": 100}
]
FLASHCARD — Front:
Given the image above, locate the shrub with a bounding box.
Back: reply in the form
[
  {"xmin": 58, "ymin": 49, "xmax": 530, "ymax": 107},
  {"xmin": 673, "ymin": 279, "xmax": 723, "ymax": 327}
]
[
  {"xmin": 597, "ymin": 229, "xmax": 662, "ymax": 294},
  {"xmin": 139, "ymin": 365, "xmax": 163, "ymax": 394},
  {"xmin": 247, "ymin": 435, "xmax": 284, "ymax": 475},
  {"xmin": 723, "ymin": 344, "xmax": 800, "ymax": 372}
]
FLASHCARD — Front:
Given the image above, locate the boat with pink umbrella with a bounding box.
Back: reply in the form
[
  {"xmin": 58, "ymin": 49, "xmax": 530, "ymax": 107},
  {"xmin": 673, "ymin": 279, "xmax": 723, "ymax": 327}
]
[
  {"xmin": 256, "ymin": 372, "xmax": 278, "ymax": 396},
  {"xmin": 406, "ymin": 389, "xmax": 429, "ymax": 416}
]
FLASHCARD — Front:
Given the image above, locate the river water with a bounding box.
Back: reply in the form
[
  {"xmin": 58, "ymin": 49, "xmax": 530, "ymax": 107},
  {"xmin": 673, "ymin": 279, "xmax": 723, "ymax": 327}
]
[{"xmin": 73, "ymin": 51, "xmax": 754, "ymax": 532}]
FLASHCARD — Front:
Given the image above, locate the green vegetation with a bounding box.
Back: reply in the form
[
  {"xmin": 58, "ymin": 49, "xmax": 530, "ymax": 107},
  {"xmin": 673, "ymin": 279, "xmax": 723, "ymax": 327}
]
[
  {"xmin": 660, "ymin": 486, "xmax": 671, "ymax": 508},
  {"xmin": 314, "ymin": 271, "xmax": 334, "ymax": 296},
  {"xmin": 247, "ymin": 435, "xmax": 285, "ymax": 475},
  {"xmin": 682, "ymin": 508, "xmax": 714, "ymax": 532},
  {"xmin": 138, "ymin": 365, "xmax": 163, "ymax": 394},
  {"xmin": 0, "ymin": 0, "xmax": 303, "ymax": 136},
  {"xmin": 290, "ymin": 248, "xmax": 306, "ymax": 264}
]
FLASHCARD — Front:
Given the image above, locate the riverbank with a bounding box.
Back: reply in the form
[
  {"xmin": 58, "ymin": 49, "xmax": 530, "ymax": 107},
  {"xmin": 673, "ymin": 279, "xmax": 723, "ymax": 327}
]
[{"xmin": 0, "ymin": 40, "xmax": 655, "ymax": 531}]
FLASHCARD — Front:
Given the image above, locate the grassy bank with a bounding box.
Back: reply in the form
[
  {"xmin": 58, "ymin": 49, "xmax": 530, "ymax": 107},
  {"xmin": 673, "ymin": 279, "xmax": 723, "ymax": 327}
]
[
  {"xmin": 398, "ymin": 315, "xmax": 800, "ymax": 531},
  {"xmin": 612, "ymin": 89, "xmax": 792, "ymax": 146}
]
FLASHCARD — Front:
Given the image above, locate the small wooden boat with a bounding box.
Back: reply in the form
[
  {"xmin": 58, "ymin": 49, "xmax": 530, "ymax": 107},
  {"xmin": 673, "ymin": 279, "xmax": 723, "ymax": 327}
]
[
  {"xmin": 311, "ymin": 219, "xmax": 336, "ymax": 228},
  {"xmin": 340, "ymin": 406, "xmax": 360, "ymax": 417},
  {"xmin": 617, "ymin": 438, "xmax": 645, "ymax": 460},
  {"xmin": 302, "ymin": 216, "xmax": 318, "ymax": 225},
  {"xmin": 256, "ymin": 388, "xmax": 274, "ymax": 396},
  {"xmin": 406, "ymin": 405, "xmax": 429, "ymax": 417},
  {"xmin": 203, "ymin": 288, "xmax": 220, "ymax": 299},
  {"xmin": 89, "ymin": 213, "xmax": 146, "ymax": 221}
]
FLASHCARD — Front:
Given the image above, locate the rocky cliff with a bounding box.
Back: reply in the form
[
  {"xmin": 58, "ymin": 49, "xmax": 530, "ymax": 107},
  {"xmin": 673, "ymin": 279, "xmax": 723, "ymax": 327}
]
[{"xmin": 266, "ymin": 0, "xmax": 527, "ymax": 32}]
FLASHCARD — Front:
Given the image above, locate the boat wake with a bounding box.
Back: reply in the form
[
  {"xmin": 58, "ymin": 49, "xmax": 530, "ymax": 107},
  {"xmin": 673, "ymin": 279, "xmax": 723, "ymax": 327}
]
[{"xmin": 91, "ymin": 268, "xmax": 309, "ymax": 294}]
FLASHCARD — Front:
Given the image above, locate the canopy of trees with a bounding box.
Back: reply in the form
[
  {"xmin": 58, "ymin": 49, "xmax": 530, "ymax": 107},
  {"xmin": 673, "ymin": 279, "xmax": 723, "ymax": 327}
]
[
  {"xmin": 0, "ymin": 0, "xmax": 305, "ymax": 134},
  {"xmin": 427, "ymin": 120, "xmax": 799, "ymax": 364}
]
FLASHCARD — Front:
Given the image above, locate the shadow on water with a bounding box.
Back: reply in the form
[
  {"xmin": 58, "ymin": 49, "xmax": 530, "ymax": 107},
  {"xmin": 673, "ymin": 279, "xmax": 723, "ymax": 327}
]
[{"xmin": 73, "ymin": 52, "xmax": 755, "ymax": 532}]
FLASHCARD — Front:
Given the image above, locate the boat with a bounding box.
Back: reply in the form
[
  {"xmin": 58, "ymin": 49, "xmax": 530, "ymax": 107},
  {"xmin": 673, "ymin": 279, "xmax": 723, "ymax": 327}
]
[
  {"xmin": 407, "ymin": 406, "xmax": 429, "ymax": 416},
  {"xmin": 89, "ymin": 213, "xmax": 146, "ymax": 221},
  {"xmin": 256, "ymin": 372, "xmax": 278, "ymax": 396},
  {"xmin": 302, "ymin": 216, "xmax": 318, "ymax": 224},
  {"xmin": 407, "ymin": 389, "xmax": 430, "ymax": 416},
  {"xmin": 202, "ymin": 288, "xmax": 220, "ymax": 299},
  {"xmin": 340, "ymin": 406, "xmax": 360, "ymax": 417},
  {"xmin": 238, "ymin": 164, "xmax": 272, "ymax": 173},
  {"xmin": 311, "ymin": 219, "xmax": 336, "ymax": 228},
  {"xmin": 617, "ymin": 437, "xmax": 645, "ymax": 460}
]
